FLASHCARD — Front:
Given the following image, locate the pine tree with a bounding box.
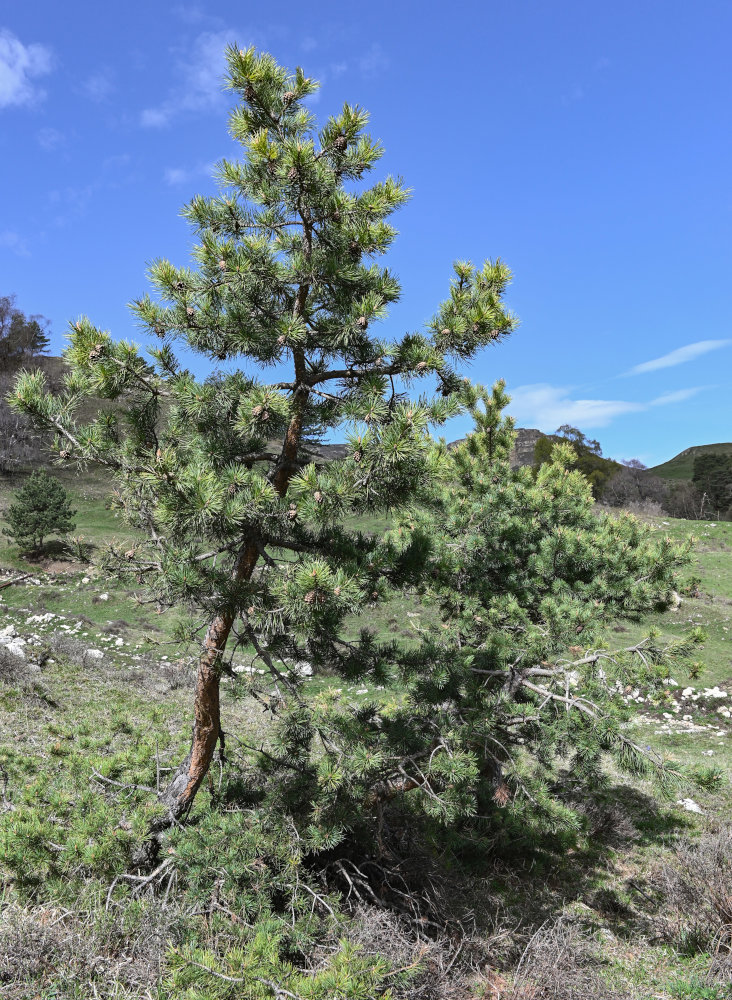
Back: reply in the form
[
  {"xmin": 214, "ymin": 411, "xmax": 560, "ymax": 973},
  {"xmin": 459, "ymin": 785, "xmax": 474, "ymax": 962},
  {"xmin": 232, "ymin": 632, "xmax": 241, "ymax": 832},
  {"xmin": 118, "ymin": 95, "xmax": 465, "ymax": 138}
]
[
  {"xmin": 0, "ymin": 295, "xmax": 51, "ymax": 369},
  {"xmin": 692, "ymin": 453, "xmax": 732, "ymax": 518},
  {"xmin": 249, "ymin": 383, "xmax": 702, "ymax": 847},
  {"xmin": 10, "ymin": 47, "xmax": 515, "ymax": 828},
  {"xmin": 2, "ymin": 470, "xmax": 76, "ymax": 552}
]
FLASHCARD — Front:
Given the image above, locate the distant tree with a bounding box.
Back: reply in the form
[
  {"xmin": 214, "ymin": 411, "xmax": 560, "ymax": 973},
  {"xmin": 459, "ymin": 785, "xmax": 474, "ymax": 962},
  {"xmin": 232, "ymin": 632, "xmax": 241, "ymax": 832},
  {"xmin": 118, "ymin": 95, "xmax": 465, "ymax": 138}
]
[
  {"xmin": 692, "ymin": 454, "xmax": 732, "ymax": 518},
  {"xmin": 0, "ymin": 408, "xmax": 33, "ymax": 476},
  {"xmin": 0, "ymin": 295, "xmax": 51, "ymax": 371},
  {"xmin": 602, "ymin": 458, "xmax": 668, "ymax": 511},
  {"xmin": 535, "ymin": 425, "xmax": 620, "ymax": 499},
  {"xmin": 532, "ymin": 434, "xmax": 554, "ymax": 469},
  {"xmin": 2, "ymin": 471, "xmax": 76, "ymax": 551},
  {"xmin": 664, "ymin": 480, "xmax": 707, "ymax": 521}
]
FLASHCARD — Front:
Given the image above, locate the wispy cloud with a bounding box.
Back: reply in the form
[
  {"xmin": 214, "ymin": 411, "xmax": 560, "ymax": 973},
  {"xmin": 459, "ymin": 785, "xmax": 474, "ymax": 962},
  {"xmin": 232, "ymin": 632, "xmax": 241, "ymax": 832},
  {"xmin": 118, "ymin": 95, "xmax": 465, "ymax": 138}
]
[
  {"xmin": 37, "ymin": 126, "xmax": 65, "ymax": 150},
  {"xmin": 0, "ymin": 230, "xmax": 30, "ymax": 257},
  {"xmin": 649, "ymin": 387, "xmax": 704, "ymax": 406},
  {"xmin": 359, "ymin": 43, "xmax": 389, "ymax": 77},
  {"xmin": 163, "ymin": 161, "xmax": 215, "ymax": 186},
  {"xmin": 140, "ymin": 28, "xmax": 246, "ymax": 128},
  {"xmin": 508, "ymin": 384, "xmax": 643, "ymax": 430},
  {"xmin": 507, "ymin": 382, "xmax": 706, "ymax": 431},
  {"xmin": 0, "ymin": 28, "xmax": 53, "ymax": 109},
  {"xmin": 626, "ymin": 340, "xmax": 731, "ymax": 375},
  {"xmin": 80, "ymin": 69, "xmax": 114, "ymax": 103}
]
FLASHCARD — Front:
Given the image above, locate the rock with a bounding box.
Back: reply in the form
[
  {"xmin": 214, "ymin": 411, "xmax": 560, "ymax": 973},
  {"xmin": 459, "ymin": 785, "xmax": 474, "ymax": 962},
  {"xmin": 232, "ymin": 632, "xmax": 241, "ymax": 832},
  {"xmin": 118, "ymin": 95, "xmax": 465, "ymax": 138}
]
[
  {"xmin": 84, "ymin": 649, "xmax": 104, "ymax": 662},
  {"xmin": 676, "ymin": 798, "xmax": 703, "ymax": 814},
  {"xmin": 98, "ymin": 593, "xmax": 109, "ymax": 602}
]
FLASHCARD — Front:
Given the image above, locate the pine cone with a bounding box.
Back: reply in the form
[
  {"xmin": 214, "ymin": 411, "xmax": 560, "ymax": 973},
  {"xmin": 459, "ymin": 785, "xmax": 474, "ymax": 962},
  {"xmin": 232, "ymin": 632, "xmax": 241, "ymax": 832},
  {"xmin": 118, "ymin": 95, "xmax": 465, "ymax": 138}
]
[
  {"xmin": 441, "ymin": 328, "xmax": 451, "ymax": 337},
  {"xmin": 416, "ymin": 361, "xmax": 428, "ymax": 371},
  {"xmin": 357, "ymin": 315, "xmax": 368, "ymax": 329},
  {"xmin": 218, "ymin": 260, "xmax": 226, "ymax": 270},
  {"xmin": 282, "ymin": 90, "xmax": 296, "ymax": 106},
  {"xmin": 186, "ymin": 306, "xmax": 195, "ymax": 316},
  {"xmin": 348, "ymin": 240, "xmax": 360, "ymax": 259},
  {"xmin": 244, "ymin": 83, "xmax": 255, "ymax": 102},
  {"xmin": 288, "ymin": 167, "xmax": 298, "ymax": 182},
  {"xmin": 313, "ymin": 490, "xmax": 324, "ymax": 503},
  {"xmin": 277, "ymin": 335, "xmax": 286, "ymax": 346},
  {"xmin": 333, "ymin": 134, "xmax": 348, "ymax": 152}
]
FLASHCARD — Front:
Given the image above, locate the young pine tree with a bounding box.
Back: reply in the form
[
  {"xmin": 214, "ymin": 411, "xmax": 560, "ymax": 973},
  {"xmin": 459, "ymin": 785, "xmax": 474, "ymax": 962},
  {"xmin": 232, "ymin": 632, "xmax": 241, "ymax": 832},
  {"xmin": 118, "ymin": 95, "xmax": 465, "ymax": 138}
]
[
  {"xmin": 250, "ymin": 384, "xmax": 703, "ymax": 851},
  {"xmin": 10, "ymin": 47, "xmax": 515, "ymax": 826},
  {"xmin": 2, "ymin": 470, "xmax": 76, "ymax": 552}
]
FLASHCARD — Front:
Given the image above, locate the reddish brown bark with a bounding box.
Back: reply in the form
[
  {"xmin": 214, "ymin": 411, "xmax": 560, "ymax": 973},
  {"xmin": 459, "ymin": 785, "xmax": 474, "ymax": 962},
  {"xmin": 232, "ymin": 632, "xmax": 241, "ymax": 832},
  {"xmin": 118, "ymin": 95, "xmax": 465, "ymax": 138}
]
[
  {"xmin": 158, "ymin": 359, "xmax": 310, "ymax": 827},
  {"xmin": 157, "ymin": 540, "xmax": 260, "ymax": 823}
]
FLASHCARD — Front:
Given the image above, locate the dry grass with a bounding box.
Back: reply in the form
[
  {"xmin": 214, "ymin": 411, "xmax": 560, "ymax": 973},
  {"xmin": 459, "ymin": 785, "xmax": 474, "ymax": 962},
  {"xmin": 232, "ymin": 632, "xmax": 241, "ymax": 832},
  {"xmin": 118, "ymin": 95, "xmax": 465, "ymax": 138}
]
[
  {"xmin": 0, "ymin": 901, "xmax": 181, "ymax": 999},
  {"xmin": 653, "ymin": 824, "xmax": 732, "ymax": 980}
]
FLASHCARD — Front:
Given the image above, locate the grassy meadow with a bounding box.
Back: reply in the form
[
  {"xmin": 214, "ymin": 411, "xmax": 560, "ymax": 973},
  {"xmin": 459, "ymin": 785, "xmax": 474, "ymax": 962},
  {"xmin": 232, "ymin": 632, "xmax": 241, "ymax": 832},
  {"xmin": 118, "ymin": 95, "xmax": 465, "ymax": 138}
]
[{"xmin": 0, "ymin": 469, "xmax": 731, "ymax": 998}]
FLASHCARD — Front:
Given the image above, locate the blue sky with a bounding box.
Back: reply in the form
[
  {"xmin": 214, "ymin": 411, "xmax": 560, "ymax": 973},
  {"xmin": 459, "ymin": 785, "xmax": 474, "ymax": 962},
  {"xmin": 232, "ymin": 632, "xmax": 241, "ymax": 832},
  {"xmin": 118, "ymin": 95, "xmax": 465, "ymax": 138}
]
[{"xmin": 1, "ymin": 0, "xmax": 730, "ymax": 466}]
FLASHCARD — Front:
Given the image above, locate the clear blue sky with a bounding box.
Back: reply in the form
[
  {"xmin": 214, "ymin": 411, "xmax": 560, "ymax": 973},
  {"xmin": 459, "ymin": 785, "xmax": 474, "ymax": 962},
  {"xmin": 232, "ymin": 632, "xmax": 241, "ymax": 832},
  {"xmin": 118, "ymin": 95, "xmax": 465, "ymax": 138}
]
[{"xmin": 2, "ymin": 1, "xmax": 730, "ymax": 466}]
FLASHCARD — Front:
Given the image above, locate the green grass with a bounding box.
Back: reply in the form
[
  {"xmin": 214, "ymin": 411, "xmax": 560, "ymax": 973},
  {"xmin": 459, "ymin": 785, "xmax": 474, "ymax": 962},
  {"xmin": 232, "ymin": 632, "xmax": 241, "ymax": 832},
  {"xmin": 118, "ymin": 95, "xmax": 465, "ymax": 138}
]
[
  {"xmin": 649, "ymin": 441, "xmax": 732, "ymax": 481},
  {"xmin": 2, "ymin": 469, "xmax": 732, "ymax": 997}
]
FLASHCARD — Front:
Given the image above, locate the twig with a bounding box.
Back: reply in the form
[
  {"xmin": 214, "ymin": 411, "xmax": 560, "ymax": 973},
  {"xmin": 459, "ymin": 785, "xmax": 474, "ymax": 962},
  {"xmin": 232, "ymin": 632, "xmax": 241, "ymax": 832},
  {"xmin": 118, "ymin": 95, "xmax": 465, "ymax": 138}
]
[{"xmin": 90, "ymin": 767, "xmax": 156, "ymax": 794}]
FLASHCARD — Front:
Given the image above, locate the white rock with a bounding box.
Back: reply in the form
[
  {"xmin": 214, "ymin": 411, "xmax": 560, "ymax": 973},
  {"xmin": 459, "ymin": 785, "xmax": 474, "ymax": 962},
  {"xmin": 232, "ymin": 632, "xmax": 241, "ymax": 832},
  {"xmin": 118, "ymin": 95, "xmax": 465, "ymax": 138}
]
[
  {"xmin": 681, "ymin": 687, "xmax": 694, "ymax": 698},
  {"xmin": 676, "ymin": 798, "xmax": 703, "ymax": 814},
  {"xmin": 26, "ymin": 612, "xmax": 55, "ymax": 625},
  {"xmin": 702, "ymin": 750, "xmax": 715, "ymax": 756},
  {"xmin": 356, "ymin": 688, "xmax": 368, "ymax": 695},
  {"xmin": 84, "ymin": 649, "xmax": 104, "ymax": 661},
  {"xmin": 98, "ymin": 593, "xmax": 109, "ymax": 601},
  {"xmin": 2, "ymin": 642, "xmax": 26, "ymax": 660},
  {"xmin": 293, "ymin": 661, "xmax": 313, "ymax": 677},
  {"xmin": 81, "ymin": 577, "xmax": 90, "ymax": 584},
  {"xmin": 115, "ymin": 638, "xmax": 124, "ymax": 647},
  {"xmin": 0, "ymin": 625, "xmax": 18, "ymax": 640}
]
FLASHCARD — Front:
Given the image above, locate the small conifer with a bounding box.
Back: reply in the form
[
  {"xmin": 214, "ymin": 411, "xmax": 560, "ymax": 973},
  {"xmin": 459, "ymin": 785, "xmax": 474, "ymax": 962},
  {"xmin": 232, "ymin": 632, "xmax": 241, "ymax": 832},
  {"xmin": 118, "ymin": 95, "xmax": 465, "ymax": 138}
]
[{"xmin": 2, "ymin": 470, "xmax": 76, "ymax": 552}]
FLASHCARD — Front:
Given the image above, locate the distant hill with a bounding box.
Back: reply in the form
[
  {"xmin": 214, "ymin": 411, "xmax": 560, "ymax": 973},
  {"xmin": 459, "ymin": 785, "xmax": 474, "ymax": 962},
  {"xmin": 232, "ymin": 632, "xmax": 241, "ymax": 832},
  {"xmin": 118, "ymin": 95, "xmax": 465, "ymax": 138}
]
[
  {"xmin": 0, "ymin": 359, "xmax": 623, "ymax": 480},
  {"xmin": 649, "ymin": 443, "xmax": 732, "ymax": 481}
]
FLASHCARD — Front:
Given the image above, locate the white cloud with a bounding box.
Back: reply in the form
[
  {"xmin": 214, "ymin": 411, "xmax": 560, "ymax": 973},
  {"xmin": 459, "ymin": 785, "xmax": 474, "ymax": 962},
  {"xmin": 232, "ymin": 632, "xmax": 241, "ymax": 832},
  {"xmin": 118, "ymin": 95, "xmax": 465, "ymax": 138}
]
[
  {"xmin": 0, "ymin": 230, "xmax": 30, "ymax": 257},
  {"xmin": 163, "ymin": 161, "xmax": 215, "ymax": 186},
  {"xmin": 140, "ymin": 28, "xmax": 244, "ymax": 128},
  {"xmin": 359, "ymin": 43, "xmax": 389, "ymax": 77},
  {"xmin": 649, "ymin": 387, "xmax": 704, "ymax": 406},
  {"xmin": 0, "ymin": 28, "xmax": 53, "ymax": 108},
  {"xmin": 506, "ymin": 382, "xmax": 706, "ymax": 431},
  {"xmin": 627, "ymin": 340, "xmax": 731, "ymax": 375},
  {"xmin": 507, "ymin": 384, "xmax": 643, "ymax": 430},
  {"xmin": 80, "ymin": 69, "xmax": 114, "ymax": 103},
  {"xmin": 37, "ymin": 126, "xmax": 64, "ymax": 150}
]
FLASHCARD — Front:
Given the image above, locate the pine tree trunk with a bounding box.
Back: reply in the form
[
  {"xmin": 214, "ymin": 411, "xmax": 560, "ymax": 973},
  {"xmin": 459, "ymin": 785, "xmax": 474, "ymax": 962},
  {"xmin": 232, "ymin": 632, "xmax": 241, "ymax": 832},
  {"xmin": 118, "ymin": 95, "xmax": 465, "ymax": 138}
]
[
  {"xmin": 155, "ymin": 540, "xmax": 260, "ymax": 826},
  {"xmin": 152, "ymin": 368, "xmax": 309, "ymax": 838}
]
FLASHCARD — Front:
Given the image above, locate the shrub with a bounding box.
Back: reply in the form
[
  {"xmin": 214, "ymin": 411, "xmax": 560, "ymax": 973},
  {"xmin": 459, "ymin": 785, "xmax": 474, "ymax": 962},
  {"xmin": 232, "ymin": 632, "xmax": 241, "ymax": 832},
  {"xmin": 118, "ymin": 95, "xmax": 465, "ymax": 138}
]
[{"xmin": 2, "ymin": 470, "xmax": 76, "ymax": 552}]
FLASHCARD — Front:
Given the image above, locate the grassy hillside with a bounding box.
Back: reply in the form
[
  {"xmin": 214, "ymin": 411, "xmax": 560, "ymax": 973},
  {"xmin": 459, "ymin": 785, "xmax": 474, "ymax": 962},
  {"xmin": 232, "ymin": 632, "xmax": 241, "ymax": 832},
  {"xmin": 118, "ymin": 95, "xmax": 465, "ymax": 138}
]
[
  {"xmin": 1, "ymin": 472, "xmax": 732, "ymax": 996},
  {"xmin": 650, "ymin": 442, "xmax": 732, "ymax": 481}
]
